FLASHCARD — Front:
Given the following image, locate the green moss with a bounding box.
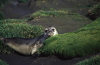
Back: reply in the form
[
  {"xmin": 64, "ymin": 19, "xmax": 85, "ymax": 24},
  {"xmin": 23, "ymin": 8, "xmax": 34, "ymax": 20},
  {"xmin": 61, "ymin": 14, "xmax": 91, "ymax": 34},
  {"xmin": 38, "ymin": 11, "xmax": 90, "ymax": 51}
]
[
  {"xmin": 0, "ymin": 59, "xmax": 8, "ymax": 65},
  {"xmin": 76, "ymin": 55, "xmax": 100, "ymax": 65},
  {"xmin": 39, "ymin": 18, "xmax": 100, "ymax": 58}
]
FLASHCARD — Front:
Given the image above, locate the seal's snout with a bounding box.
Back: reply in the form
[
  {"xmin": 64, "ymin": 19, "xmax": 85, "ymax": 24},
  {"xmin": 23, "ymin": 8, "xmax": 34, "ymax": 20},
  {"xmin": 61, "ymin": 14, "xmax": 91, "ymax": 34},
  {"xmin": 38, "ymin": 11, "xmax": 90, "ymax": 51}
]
[{"xmin": 44, "ymin": 26, "xmax": 58, "ymax": 37}]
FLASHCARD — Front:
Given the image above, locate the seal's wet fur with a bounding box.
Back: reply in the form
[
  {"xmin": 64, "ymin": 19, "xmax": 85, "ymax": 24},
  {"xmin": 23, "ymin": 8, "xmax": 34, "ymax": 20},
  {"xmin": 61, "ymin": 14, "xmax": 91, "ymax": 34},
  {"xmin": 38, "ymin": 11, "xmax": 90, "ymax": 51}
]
[{"xmin": 1, "ymin": 27, "xmax": 58, "ymax": 55}]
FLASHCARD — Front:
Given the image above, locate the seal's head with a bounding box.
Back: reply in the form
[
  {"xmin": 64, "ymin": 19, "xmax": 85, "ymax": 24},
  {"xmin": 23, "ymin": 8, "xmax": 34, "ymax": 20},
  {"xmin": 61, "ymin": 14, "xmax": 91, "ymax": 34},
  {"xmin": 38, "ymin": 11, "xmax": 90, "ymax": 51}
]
[{"xmin": 44, "ymin": 26, "xmax": 58, "ymax": 37}]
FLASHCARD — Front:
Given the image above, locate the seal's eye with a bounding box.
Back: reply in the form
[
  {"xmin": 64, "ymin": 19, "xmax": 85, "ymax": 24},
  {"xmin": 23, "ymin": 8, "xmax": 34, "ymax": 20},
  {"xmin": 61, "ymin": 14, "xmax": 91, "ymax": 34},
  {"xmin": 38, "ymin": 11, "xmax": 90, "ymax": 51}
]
[
  {"xmin": 52, "ymin": 29, "xmax": 55, "ymax": 31},
  {"xmin": 45, "ymin": 30, "xmax": 48, "ymax": 32}
]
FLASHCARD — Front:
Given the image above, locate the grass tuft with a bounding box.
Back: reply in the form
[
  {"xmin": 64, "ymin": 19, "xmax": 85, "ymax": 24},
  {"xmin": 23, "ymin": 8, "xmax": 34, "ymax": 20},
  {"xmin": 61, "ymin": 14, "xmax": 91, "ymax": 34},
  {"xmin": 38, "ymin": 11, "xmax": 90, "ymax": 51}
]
[
  {"xmin": 0, "ymin": 19, "xmax": 27, "ymax": 24},
  {"xmin": 76, "ymin": 55, "xmax": 100, "ymax": 65},
  {"xmin": 0, "ymin": 19, "xmax": 43, "ymax": 38},
  {"xmin": 32, "ymin": 10, "xmax": 69, "ymax": 17},
  {"xmin": 28, "ymin": 10, "xmax": 72, "ymax": 20}
]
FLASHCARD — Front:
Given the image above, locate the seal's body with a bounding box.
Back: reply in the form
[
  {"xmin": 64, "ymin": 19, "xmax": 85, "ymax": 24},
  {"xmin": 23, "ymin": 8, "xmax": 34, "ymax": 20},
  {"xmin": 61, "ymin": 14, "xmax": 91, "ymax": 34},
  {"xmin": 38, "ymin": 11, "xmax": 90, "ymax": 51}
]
[{"xmin": 2, "ymin": 27, "xmax": 58, "ymax": 55}]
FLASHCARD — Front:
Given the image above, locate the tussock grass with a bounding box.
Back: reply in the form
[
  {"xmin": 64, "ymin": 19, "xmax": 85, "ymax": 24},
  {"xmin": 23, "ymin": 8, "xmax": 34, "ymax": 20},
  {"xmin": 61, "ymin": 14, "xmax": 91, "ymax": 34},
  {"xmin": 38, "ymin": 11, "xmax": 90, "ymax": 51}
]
[
  {"xmin": 29, "ymin": 10, "xmax": 73, "ymax": 20},
  {"xmin": 39, "ymin": 18, "xmax": 100, "ymax": 58},
  {"xmin": 0, "ymin": 19, "xmax": 27, "ymax": 24},
  {"xmin": 0, "ymin": 19, "xmax": 43, "ymax": 38},
  {"xmin": 0, "ymin": 59, "xmax": 8, "ymax": 65},
  {"xmin": 31, "ymin": 10, "xmax": 69, "ymax": 17},
  {"xmin": 76, "ymin": 55, "xmax": 100, "ymax": 65}
]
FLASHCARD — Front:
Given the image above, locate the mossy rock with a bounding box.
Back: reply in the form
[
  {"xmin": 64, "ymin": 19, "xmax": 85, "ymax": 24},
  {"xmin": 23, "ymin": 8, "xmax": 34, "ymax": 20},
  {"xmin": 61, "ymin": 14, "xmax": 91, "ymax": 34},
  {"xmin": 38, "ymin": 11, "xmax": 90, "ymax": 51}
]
[
  {"xmin": 39, "ymin": 18, "xmax": 100, "ymax": 58},
  {"xmin": 0, "ymin": 59, "xmax": 8, "ymax": 65},
  {"xmin": 76, "ymin": 55, "xmax": 100, "ymax": 65},
  {"xmin": 28, "ymin": 10, "xmax": 92, "ymax": 34}
]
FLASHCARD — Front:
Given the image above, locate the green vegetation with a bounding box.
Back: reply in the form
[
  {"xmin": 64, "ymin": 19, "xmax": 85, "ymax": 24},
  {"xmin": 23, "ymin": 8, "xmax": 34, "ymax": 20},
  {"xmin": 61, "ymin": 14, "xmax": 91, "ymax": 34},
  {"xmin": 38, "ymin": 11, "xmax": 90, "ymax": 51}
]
[
  {"xmin": 28, "ymin": 10, "xmax": 71, "ymax": 20},
  {"xmin": 0, "ymin": 23, "xmax": 43, "ymax": 38},
  {"xmin": 0, "ymin": 19, "xmax": 26, "ymax": 24},
  {"xmin": 0, "ymin": 19, "xmax": 44, "ymax": 53},
  {"xmin": 76, "ymin": 55, "xmax": 100, "ymax": 65},
  {"xmin": 31, "ymin": 10, "xmax": 69, "ymax": 17},
  {"xmin": 77, "ymin": 18, "xmax": 100, "ymax": 32},
  {"xmin": 0, "ymin": 19, "xmax": 43, "ymax": 38},
  {"xmin": 18, "ymin": 0, "xmax": 28, "ymax": 3},
  {"xmin": 39, "ymin": 18, "xmax": 100, "ymax": 58},
  {"xmin": 0, "ymin": 59, "xmax": 8, "ymax": 65}
]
